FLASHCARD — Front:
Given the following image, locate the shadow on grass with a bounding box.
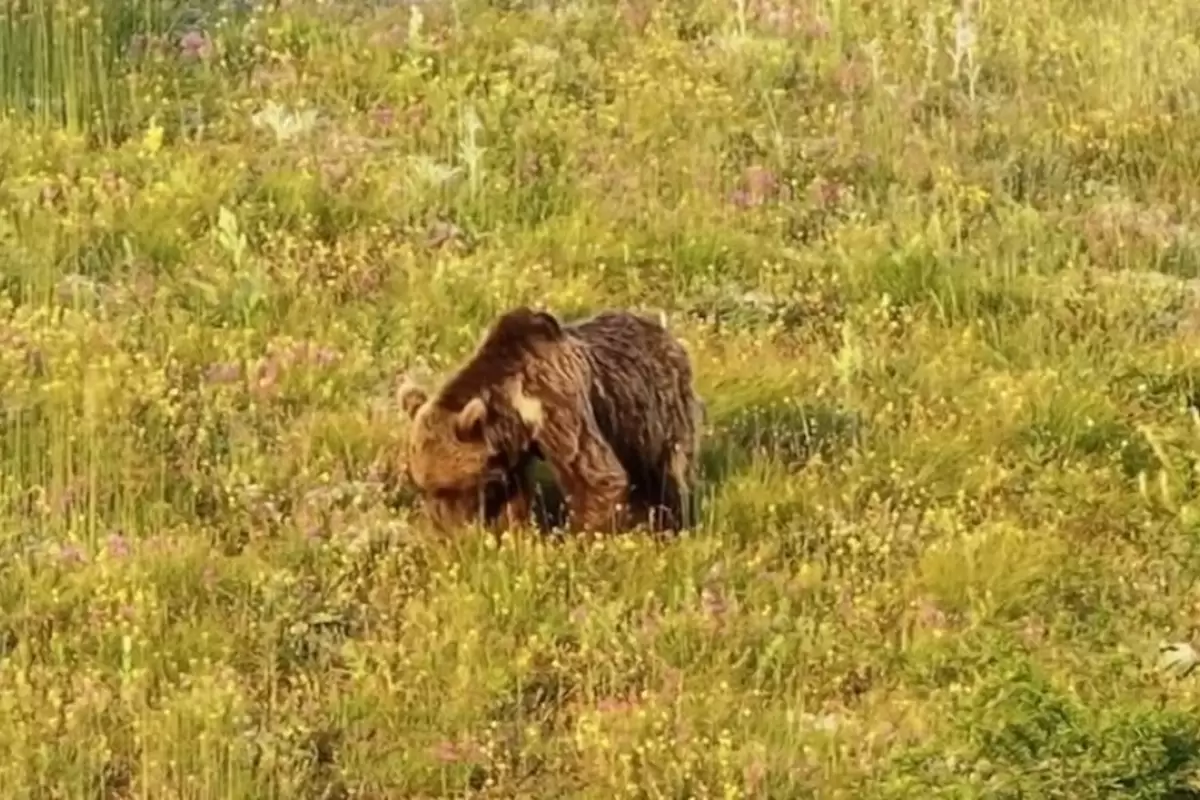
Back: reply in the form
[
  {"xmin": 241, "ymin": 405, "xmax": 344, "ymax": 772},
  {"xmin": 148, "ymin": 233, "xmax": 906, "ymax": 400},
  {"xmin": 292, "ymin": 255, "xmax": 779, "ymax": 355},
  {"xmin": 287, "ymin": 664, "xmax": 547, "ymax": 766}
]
[
  {"xmin": 1019, "ymin": 400, "xmax": 1157, "ymax": 479},
  {"xmin": 687, "ymin": 400, "xmax": 863, "ymax": 533},
  {"xmin": 699, "ymin": 401, "xmax": 864, "ymax": 484},
  {"xmin": 1111, "ymin": 364, "xmax": 1200, "ymax": 415}
]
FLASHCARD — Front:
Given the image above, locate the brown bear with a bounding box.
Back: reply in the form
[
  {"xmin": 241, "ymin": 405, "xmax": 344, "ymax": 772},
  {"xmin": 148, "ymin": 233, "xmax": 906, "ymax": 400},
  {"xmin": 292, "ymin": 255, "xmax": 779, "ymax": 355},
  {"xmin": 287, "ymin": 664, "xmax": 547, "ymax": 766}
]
[{"xmin": 397, "ymin": 306, "xmax": 702, "ymax": 535}]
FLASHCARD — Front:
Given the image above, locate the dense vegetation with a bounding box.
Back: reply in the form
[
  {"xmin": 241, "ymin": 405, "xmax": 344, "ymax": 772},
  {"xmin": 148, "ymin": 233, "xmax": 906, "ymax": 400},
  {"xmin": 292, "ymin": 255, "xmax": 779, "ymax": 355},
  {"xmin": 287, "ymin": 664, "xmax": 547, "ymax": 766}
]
[{"xmin": 4, "ymin": 0, "xmax": 1200, "ymax": 796}]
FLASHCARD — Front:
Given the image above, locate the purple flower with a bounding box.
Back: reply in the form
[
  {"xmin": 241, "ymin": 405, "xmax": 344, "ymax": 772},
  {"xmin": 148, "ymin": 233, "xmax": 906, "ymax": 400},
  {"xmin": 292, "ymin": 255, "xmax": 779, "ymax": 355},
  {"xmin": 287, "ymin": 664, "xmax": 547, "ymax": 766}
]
[
  {"xmin": 254, "ymin": 358, "xmax": 281, "ymax": 394},
  {"xmin": 808, "ymin": 176, "xmax": 845, "ymax": 208},
  {"xmin": 729, "ymin": 188, "xmax": 755, "ymax": 209},
  {"xmin": 430, "ymin": 741, "xmax": 460, "ymax": 763},
  {"xmin": 126, "ymin": 34, "xmax": 148, "ymax": 60},
  {"xmin": 429, "ymin": 738, "xmax": 482, "ymax": 764},
  {"xmin": 803, "ymin": 16, "xmax": 832, "ymax": 39},
  {"xmin": 205, "ymin": 361, "xmax": 242, "ymax": 385},
  {"xmin": 313, "ymin": 347, "xmax": 341, "ymax": 367},
  {"xmin": 179, "ymin": 30, "xmax": 212, "ymax": 61},
  {"xmin": 729, "ymin": 165, "xmax": 786, "ymax": 209},
  {"xmin": 55, "ymin": 543, "xmax": 86, "ymax": 565},
  {"xmin": 596, "ymin": 697, "xmax": 637, "ymax": 714},
  {"xmin": 369, "ymin": 105, "xmax": 395, "ymax": 128},
  {"xmin": 106, "ymin": 533, "xmax": 131, "ymax": 559}
]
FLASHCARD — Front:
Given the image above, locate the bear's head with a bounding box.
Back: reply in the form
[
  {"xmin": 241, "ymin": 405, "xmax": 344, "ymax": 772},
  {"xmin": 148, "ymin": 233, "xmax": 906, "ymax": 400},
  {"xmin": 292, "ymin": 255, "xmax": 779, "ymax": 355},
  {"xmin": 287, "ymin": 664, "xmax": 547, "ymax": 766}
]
[{"xmin": 396, "ymin": 376, "xmax": 544, "ymax": 530}]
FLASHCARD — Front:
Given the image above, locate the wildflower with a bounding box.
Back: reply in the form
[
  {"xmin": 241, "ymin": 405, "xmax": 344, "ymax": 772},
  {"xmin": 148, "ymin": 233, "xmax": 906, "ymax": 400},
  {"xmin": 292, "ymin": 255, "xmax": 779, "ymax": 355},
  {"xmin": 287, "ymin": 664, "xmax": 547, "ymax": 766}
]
[
  {"xmin": 179, "ymin": 30, "xmax": 213, "ymax": 61},
  {"xmin": 369, "ymin": 105, "xmax": 396, "ymax": 128},
  {"xmin": 55, "ymin": 542, "xmax": 87, "ymax": 566},
  {"xmin": 106, "ymin": 533, "xmax": 131, "ymax": 559},
  {"xmin": 430, "ymin": 740, "xmax": 461, "ymax": 763},
  {"xmin": 313, "ymin": 347, "xmax": 342, "ymax": 368},
  {"xmin": 204, "ymin": 362, "xmax": 242, "ymax": 385},
  {"xmin": 730, "ymin": 165, "xmax": 787, "ymax": 208}
]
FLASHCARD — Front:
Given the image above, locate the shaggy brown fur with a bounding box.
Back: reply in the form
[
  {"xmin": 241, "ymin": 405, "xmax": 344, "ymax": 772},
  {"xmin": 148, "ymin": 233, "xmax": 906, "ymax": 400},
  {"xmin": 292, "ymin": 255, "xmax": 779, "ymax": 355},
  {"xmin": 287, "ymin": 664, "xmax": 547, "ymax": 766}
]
[{"xmin": 398, "ymin": 306, "xmax": 702, "ymax": 534}]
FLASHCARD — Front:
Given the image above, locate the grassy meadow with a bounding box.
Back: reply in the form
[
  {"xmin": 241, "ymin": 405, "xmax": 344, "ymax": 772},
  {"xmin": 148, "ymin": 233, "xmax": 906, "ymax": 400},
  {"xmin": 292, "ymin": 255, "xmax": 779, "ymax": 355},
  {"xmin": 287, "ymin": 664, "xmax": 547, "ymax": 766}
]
[{"xmin": 7, "ymin": 0, "xmax": 1200, "ymax": 795}]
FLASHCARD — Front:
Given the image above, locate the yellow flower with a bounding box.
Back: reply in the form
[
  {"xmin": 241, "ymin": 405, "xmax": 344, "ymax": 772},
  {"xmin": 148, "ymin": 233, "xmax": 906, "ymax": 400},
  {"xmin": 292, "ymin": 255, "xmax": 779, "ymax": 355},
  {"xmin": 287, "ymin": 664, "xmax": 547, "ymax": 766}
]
[{"xmin": 140, "ymin": 118, "xmax": 164, "ymax": 156}]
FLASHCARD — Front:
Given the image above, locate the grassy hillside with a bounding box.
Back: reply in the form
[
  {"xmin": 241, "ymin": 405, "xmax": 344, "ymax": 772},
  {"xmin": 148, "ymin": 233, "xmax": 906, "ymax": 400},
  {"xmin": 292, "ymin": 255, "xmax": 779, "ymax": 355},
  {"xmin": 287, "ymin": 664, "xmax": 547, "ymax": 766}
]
[{"xmin": 5, "ymin": 0, "xmax": 1200, "ymax": 796}]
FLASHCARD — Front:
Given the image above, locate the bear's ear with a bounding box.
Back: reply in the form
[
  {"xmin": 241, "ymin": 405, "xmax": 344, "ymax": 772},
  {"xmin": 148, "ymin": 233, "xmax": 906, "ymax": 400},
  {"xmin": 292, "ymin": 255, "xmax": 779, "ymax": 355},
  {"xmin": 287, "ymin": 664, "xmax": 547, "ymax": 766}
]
[
  {"xmin": 397, "ymin": 378, "xmax": 429, "ymax": 419},
  {"xmin": 492, "ymin": 307, "xmax": 563, "ymax": 343},
  {"xmin": 454, "ymin": 396, "xmax": 488, "ymax": 441},
  {"xmin": 531, "ymin": 310, "xmax": 563, "ymax": 338}
]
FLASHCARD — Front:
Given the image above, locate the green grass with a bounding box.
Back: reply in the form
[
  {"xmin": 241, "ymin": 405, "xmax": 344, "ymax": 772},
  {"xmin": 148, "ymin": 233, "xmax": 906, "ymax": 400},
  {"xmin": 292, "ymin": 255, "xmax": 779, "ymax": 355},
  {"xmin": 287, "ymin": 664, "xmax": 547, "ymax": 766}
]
[{"xmin": 6, "ymin": 0, "xmax": 1200, "ymax": 795}]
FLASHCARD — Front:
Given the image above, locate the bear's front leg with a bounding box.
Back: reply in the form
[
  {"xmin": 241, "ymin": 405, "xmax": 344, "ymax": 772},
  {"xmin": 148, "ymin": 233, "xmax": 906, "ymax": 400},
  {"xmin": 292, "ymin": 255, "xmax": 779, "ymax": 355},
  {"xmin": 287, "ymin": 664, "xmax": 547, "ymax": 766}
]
[
  {"xmin": 541, "ymin": 434, "xmax": 630, "ymax": 534},
  {"xmin": 526, "ymin": 388, "xmax": 631, "ymax": 534},
  {"xmin": 569, "ymin": 444, "xmax": 630, "ymax": 533}
]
